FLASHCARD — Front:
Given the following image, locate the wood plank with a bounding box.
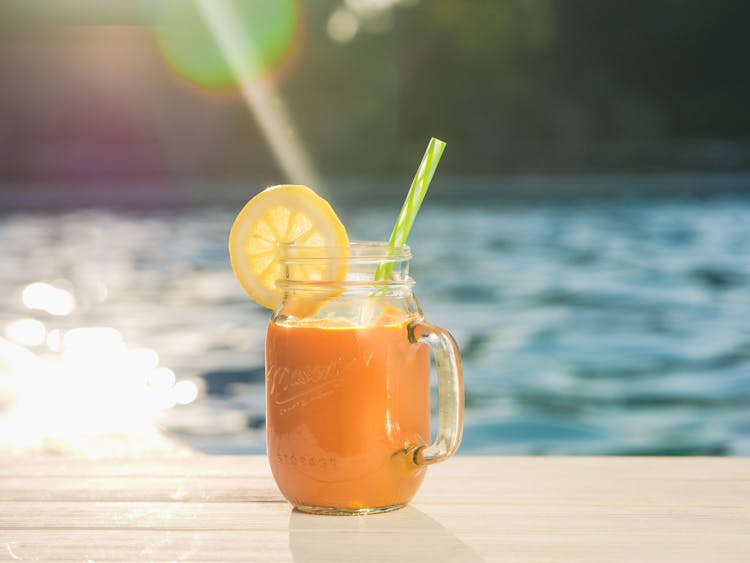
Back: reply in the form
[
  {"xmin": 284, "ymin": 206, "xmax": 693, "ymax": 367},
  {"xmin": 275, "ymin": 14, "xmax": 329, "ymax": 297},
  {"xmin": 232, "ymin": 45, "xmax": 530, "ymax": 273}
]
[
  {"xmin": 2, "ymin": 456, "xmax": 748, "ymax": 507},
  {"xmin": 2, "ymin": 454, "xmax": 748, "ymax": 480},
  {"xmin": 0, "ymin": 455, "xmax": 264, "ymax": 477},
  {"xmin": 1, "ymin": 528, "xmax": 483, "ymax": 562},
  {"xmin": 0, "ymin": 456, "xmax": 748, "ymax": 562},
  {"xmin": 1, "ymin": 503, "xmax": 747, "ymax": 562},
  {"xmin": 0, "ymin": 500, "xmax": 290, "ymax": 530},
  {"xmin": 2, "ymin": 530, "xmax": 293, "ymax": 562},
  {"xmin": 0, "ymin": 476, "xmax": 283, "ymax": 502},
  {"xmin": 416, "ymin": 456, "xmax": 750, "ymax": 506},
  {"xmin": 2, "ymin": 498, "xmax": 747, "ymax": 531}
]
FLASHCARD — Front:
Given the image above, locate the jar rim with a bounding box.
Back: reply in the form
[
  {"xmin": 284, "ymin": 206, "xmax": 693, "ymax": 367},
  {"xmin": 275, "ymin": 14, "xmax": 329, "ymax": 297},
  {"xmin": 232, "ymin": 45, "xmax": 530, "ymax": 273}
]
[{"xmin": 279, "ymin": 241, "xmax": 412, "ymax": 263}]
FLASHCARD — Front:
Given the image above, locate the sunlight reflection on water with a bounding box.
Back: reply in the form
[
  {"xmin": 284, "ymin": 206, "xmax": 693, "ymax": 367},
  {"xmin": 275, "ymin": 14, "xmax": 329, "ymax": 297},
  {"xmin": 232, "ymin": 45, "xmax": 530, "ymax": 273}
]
[
  {"xmin": 22, "ymin": 282, "xmax": 75, "ymax": 316},
  {"xmin": 1, "ymin": 195, "xmax": 749, "ymax": 456},
  {"xmin": 0, "ymin": 278, "xmax": 197, "ymax": 457}
]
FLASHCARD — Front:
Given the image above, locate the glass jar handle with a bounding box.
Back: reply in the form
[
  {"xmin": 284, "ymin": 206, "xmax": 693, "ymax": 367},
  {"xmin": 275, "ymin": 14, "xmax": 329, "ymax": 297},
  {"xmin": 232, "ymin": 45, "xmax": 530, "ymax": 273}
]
[{"xmin": 408, "ymin": 321, "xmax": 464, "ymax": 465}]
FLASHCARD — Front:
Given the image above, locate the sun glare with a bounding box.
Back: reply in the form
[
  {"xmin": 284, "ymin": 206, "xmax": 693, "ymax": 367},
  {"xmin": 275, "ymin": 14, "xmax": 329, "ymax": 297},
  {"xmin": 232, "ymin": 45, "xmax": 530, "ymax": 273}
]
[{"xmin": 0, "ymin": 285, "xmax": 198, "ymax": 457}]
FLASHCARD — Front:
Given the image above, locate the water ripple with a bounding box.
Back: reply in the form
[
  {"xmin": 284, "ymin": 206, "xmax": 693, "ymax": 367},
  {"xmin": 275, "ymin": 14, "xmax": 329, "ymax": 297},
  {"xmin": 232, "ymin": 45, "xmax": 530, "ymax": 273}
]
[{"xmin": 1, "ymin": 194, "xmax": 749, "ymax": 455}]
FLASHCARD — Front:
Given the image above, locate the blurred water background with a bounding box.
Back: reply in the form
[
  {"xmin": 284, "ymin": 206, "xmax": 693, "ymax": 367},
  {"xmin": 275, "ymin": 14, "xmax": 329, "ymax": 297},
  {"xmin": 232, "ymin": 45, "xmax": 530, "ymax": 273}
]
[
  {"xmin": 1, "ymin": 1, "xmax": 749, "ymax": 456},
  {"xmin": 3, "ymin": 188, "xmax": 750, "ymax": 456}
]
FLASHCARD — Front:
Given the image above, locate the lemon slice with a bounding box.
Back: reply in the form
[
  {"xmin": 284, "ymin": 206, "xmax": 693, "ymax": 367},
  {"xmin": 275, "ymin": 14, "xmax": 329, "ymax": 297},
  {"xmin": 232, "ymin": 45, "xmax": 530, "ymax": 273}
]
[{"xmin": 228, "ymin": 184, "xmax": 349, "ymax": 309}]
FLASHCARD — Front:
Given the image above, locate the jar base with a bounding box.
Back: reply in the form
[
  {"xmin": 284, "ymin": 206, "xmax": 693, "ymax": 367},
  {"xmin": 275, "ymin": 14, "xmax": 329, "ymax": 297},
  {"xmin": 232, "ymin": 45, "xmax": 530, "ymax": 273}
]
[{"xmin": 294, "ymin": 502, "xmax": 407, "ymax": 516}]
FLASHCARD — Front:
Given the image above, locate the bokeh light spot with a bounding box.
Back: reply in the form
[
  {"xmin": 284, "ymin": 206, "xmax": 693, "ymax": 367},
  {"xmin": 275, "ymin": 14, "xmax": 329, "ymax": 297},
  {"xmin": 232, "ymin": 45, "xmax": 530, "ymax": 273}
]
[
  {"xmin": 22, "ymin": 282, "xmax": 76, "ymax": 316},
  {"xmin": 5, "ymin": 319, "xmax": 46, "ymax": 347},
  {"xmin": 155, "ymin": 0, "xmax": 300, "ymax": 89},
  {"xmin": 128, "ymin": 347, "xmax": 160, "ymax": 372},
  {"xmin": 148, "ymin": 367, "xmax": 177, "ymax": 391},
  {"xmin": 174, "ymin": 379, "xmax": 199, "ymax": 405},
  {"xmin": 328, "ymin": 9, "xmax": 359, "ymax": 43},
  {"xmin": 63, "ymin": 327, "xmax": 124, "ymax": 355},
  {"xmin": 46, "ymin": 329, "xmax": 62, "ymax": 353}
]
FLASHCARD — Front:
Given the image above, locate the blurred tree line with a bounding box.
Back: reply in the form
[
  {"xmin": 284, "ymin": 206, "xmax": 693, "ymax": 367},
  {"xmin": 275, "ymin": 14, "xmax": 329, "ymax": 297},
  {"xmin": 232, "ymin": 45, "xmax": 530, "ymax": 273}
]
[
  {"xmin": 1, "ymin": 0, "xmax": 749, "ymax": 186},
  {"xmin": 290, "ymin": 0, "xmax": 750, "ymax": 177}
]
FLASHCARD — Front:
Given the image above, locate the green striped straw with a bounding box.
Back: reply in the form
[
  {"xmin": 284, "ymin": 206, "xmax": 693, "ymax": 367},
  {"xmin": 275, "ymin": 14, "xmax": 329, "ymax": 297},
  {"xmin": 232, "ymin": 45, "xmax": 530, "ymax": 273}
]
[{"xmin": 375, "ymin": 137, "xmax": 446, "ymax": 281}]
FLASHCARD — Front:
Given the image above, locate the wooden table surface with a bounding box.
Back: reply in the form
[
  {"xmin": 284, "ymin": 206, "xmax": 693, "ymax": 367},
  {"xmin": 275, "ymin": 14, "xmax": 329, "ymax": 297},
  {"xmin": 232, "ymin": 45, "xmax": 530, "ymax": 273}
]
[{"xmin": 1, "ymin": 456, "xmax": 748, "ymax": 562}]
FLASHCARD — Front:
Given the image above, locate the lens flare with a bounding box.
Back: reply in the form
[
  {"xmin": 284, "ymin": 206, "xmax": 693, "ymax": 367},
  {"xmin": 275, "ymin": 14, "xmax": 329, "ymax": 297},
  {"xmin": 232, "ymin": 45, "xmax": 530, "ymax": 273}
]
[
  {"xmin": 155, "ymin": 0, "xmax": 300, "ymax": 89},
  {"xmin": 153, "ymin": 0, "xmax": 320, "ymax": 188}
]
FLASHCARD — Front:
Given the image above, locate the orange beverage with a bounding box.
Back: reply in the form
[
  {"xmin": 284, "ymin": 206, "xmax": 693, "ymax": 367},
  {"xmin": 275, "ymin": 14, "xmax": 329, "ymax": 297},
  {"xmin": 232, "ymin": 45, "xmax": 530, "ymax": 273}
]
[{"xmin": 266, "ymin": 319, "xmax": 431, "ymax": 512}]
